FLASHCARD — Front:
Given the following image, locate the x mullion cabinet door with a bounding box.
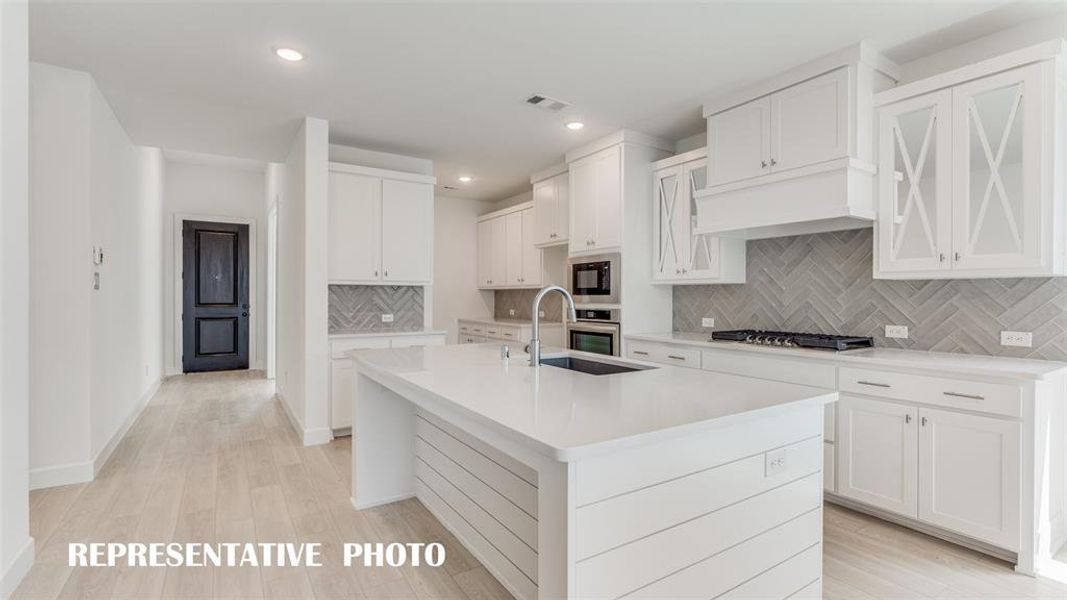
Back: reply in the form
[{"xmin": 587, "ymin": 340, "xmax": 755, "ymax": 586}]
[
  {"xmin": 876, "ymin": 89, "xmax": 953, "ymax": 275},
  {"xmin": 950, "ymin": 62, "xmax": 1048, "ymax": 272}
]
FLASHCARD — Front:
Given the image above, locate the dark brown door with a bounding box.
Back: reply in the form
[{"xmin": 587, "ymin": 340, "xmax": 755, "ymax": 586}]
[{"xmin": 182, "ymin": 220, "xmax": 250, "ymax": 372}]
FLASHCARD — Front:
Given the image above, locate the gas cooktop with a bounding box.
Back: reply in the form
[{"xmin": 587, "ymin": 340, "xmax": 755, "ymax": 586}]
[{"xmin": 710, "ymin": 329, "xmax": 874, "ymax": 351}]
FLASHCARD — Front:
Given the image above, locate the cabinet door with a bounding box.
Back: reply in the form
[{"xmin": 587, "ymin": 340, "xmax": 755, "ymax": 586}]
[
  {"xmin": 707, "ymin": 97, "xmax": 771, "ymax": 186},
  {"xmin": 951, "ymin": 63, "xmax": 1047, "ymax": 272},
  {"xmin": 876, "ymin": 90, "xmax": 953, "ymax": 275},
  {"xmin": 477, "ymin": 219, "xmax": 493, "ymax": 288},
  {"xmin": 505, "ymin": 211, "xmax": 524, "ymax": 286},
  {"xmin": 837, "ymin": 395, "xmax": 918, "ymax": 518},
  {"xmin": 652, "ymin": 165, "xmax": 685, "ymax": 280},
  {"xmin": 569, "ymin": 156, "xmax": 598, "ymax": 253},
  {"xmin": 771, "ymin": 67, "xmax": 850, "ymax": 172},
  {"xmin": 592, "ymin": 145, "xmax": 622, "ymax": 250},
  {"xmin": 918, "ymin": 407, "xmax": 1020, "ymax": 550},
  {"xmin": 521, "ymin": 208, "xmax": 542, "ymax": 286},
  {"xmin": 681, "ymin": 159, "xmax": 722, "ymax": 279},
  {"xmin": 490, "ymin": 216, "xmax": 507, "ymax": 287},
  {"xmin": 380, "ymin": 179, "xmax": 433, "ymax": 283},
  {"xmin": 328, "ymin": 172, "xmax": 381, "ymax": 282},
  {"xmin": 553, "ymin": 173, "xmax": 570, "ymax": 244},
  {"xmin": 532, "ymin": 179, "xmax": 557, "ymax": 246}
]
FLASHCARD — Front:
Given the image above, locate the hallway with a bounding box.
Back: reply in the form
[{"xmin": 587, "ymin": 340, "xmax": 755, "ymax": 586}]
[{"xmin": 13, "ymin": 371, "xmax": 1067, "ymax": 599}]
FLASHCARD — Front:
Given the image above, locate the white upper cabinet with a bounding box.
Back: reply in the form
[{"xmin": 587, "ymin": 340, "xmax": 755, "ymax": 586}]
[
  {"xmin": 380, "ymin": 179, "xmax": 433, "ymax": 284},
  {"xmin": 569, "ymin": 145, "xmax": 622, "ymax": 254},
  {"xmin": 771, "ymin": 67, "xmax": 850, "ymax": 172},
  {"xmin": 328, "ymin": 164, "xmax": 435, "ymax": 285},
  {"xmin": 531, "ymin": 170, "xmax": 569, "ymax": 246},
  {"xmin": 708, "ymin": 68, "xmax": 851, "ymax": 187},
  {"xmin": 876, "ymin": 90, "xmax": 953, "ymax": 275},
  {"xmin": 652, "ymin": 150, "xmax": 745, "ymax": 284},
  {"xmin": 329, "ymin": 171, "xmax": 381, "ymax": 282},
  {"xmin": 874, "ymin": 48, "xmax": 1062, "ymax": 279},
  {"xmin": 477, "ymin": 203, "xmax": 543, "ymax": 289},
  {"xmin": 708, "ymin": 97, "xmax": 771, "ymax": 186}
]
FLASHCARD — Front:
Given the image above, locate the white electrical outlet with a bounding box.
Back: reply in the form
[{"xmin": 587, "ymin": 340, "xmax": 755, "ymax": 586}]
[
  {"xmin": 702, "ymin": 317, "xmax": 715, "ymax": 328},
  {"xmin": 885, "ymin": 325, "xmax": 909, "ymax": 339},
  {"xmin": 1001, "ymin": 331, "xmax": 1032, "ymax": 347},
  {"xmin": 381, "ymin": 313, "xmax": 394, "ymax": 323},
  {"xmin": 538, "ymin": 310, "xmax": 545, "ymax": 318},
  {"xmin": 765, "ymin": 448, "xmax": 787, "ymax": 477},
  {"xmin": 509, "ymin": 309, "xmax": 515, "ymax": 316}
]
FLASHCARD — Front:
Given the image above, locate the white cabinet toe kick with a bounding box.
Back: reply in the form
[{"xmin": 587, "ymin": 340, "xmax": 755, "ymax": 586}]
[{"xmin": 624, "ymin": 333, "xmax": 1067, "ymax": 577}]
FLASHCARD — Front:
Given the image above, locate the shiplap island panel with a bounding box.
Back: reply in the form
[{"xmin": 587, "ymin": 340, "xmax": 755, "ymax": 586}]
[{"xmin": 347, "ymin": 344, "xmax": 834, "ymax": 599}]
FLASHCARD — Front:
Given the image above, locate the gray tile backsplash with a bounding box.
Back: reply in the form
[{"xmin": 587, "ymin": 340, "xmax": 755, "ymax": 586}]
[
  {"xmin": 329, "ymin": 285, "xmax": 424, "ymax": 333},
  {"xmin": 673, "ymin": 229, "xmax": 1067, "ymax": 361},
  {"xmin": 495, "ymin": 290, "xmax": 562, "ymax": 322}
]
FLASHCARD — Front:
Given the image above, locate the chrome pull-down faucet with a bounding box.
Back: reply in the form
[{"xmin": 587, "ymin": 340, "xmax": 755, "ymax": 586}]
[{"xmin": 529, "ymin": 285, "xmax": 578, "ymax": 367}]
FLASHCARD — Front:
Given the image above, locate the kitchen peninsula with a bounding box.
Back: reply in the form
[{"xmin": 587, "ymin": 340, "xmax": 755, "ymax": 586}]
[{"xmin": 348, "ymin": 343, "xmax": 836, "ymax": 600}]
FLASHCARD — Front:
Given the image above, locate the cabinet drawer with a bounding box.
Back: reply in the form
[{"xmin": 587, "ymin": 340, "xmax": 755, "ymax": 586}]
[
  {"xmin": 627, "ymin": 341, "xmax": 701, "ymax": 368},
  {"xmin": 839, "ymin": 367, "xmax": 1021, "ymax": 418},
  {"xmin": 330, "ymin": 337, "xmax": 391, "ymax": 358},
  {"xmin": 701, "ymin": 348, "xmax": 836, "ymax": 389},
  {"xmin": 458, "ymin": 322, "xmax": 472, "ymax": 334},
  {"xmin": 495, "ymin": 326, "xmax": 521, "ymax": 341}
]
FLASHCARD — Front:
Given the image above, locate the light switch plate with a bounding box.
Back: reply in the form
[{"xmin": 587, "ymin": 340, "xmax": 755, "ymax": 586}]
[
  {"xmin": 1001, "ymin": 331, "xmax": 1032, "ymax": 347},
  {"xmin": 885, "ymin": 325, "xmax": 909, "ymax": 339},
  {"xmin": 538, "ymin": 310, "xmax": 545, "ymax": 318},
  {"xmin": 509, "ymin": 309, "xmax": 515, "ymax": 317},
  {"xmin": 702, "ymin": 317, "xmax": 715, "ymax": 328},
  {"xmin": 381, "ymin": 313, "xmax": 394, "ymax": 323}
]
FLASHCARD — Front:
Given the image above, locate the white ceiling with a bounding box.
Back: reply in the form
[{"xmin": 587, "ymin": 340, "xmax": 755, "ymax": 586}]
[{"xmin": 28, "ymin": 1, "xmax": 1044, "ymax": 201}]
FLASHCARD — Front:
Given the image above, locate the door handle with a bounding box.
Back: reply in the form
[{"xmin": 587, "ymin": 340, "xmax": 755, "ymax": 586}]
[
  {"xmin": 856, "ymin": 380, "xmax": 891, "ymax": 388},
  {"xmin": 943, "ymin": 391, "xmax": 985, "ymax": 400}
]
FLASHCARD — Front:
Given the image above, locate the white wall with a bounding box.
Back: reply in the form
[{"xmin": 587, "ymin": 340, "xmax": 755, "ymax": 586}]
[
  {"xmin": 27, "ymin": 62, "xmax": 164, "ymax": 489},
  {"xmin": 433, "ymin": 195, "xmax": 494, "ymax": 343},
  {"xmin": 276, "ymin": 116, "xmax": 330, "ymax": 445},
  {"xmin": 0, "ymin": 1, "xmax": 33, "ymax": 596},
  {"xmin": 162, "ymin": 158, "xmax": 267, "ymax": 373},
  {"xmin": 28, "ymin": 63, "xmax": 92, "ymax": 477}
]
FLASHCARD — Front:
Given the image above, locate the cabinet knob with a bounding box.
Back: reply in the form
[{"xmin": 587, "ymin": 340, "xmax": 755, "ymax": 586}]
[
  {"xmin": 374, "ymin": 270, "xmax": 379, "ymax": 276},
  {"xmin": 384, "ymin": 271, "xmax": 388, "ymax": 277},
  {"xmin": 954, "ymin": 252, "xmax": 961, "ymax": 262},
  {"xmin": 770, "ymin": 158, "xmax": 777, "ymax": 167},
  {"xmin": 938, "ymin": 253, "xmax": 945, "ymax": 263},
  {"xmin": 761, "ymin": 160, "xmax": 768, "ymax": 169}
]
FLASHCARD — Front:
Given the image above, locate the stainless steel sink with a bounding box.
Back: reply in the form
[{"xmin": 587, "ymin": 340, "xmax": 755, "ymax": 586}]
[{"xmin": 540, "ymin": 356, "xmax": 652, "ymax": 376}]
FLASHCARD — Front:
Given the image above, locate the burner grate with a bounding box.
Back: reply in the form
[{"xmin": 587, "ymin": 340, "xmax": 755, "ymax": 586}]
[{"xmin": 710, "ymin": 329, "xmax": 874, "ymax": 351}]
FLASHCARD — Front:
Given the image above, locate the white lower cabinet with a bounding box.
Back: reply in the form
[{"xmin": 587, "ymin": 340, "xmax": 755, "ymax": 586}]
[
  {"xmin": 329, "ymin": 333, "xmax": 445, "ymax": 430},
  {"xmin": 837, "ymin": 395, "xmax": 919, "ymax": 517},
  {"xmin": 918, "ymin": 407, "xmax": 1020, "ymax": 549}
]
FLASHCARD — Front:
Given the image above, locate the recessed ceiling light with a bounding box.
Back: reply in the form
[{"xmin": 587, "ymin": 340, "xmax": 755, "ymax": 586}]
[
  {"xmin": 458, "ymin": 176, "xmax": 473, "ymax": 183},
  {"xmin": 274, "ymin": 47, "xmax": 304, "ymax": 62},
  {"xmin": 566, "ymin": 121, "xmax": 585, "ymax": 131}
]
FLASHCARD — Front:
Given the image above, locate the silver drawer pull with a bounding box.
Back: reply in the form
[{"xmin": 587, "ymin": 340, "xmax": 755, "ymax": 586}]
[
  {"xmin": 667, "ymin": 355, "xmax": 686, "ymax": 360},
  {"xmin": 632, "ymin": 350, "xmax": 649, "ymax": 356},
  {"xmin": 943, "ymin": 391, "xmax": 985, "ymax": 400},
  {"xmin": 857, "ymin": 380, "xmax": 891, "ymax": 388}
]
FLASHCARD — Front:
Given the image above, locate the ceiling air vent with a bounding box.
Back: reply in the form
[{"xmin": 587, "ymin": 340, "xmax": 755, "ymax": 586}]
[{"xmin": 525, "ymin": 94, "xmax": 570, "ymax": 112}]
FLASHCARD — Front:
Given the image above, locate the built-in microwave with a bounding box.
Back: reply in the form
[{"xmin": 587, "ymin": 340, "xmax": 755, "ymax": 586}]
[
  {"xmin": 567, "ymin": 308, "xmax": 621, "ymax": 356},
  {"xmin": 568, "ymin": 253, "xmax": 620, "ymax": 305}
]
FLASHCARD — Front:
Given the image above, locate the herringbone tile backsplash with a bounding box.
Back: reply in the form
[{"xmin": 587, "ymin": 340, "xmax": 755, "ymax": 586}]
[
  {"xmin": 329, "ymin": 285, "xmax": 424, "ymax": 333},
  {"xmin": 673, "ymin": 229, "xmax": 1067, "ymax": 361},
  {"xmin": 495, "ymin": 290, "xmax": 563, "ymax": 322}
]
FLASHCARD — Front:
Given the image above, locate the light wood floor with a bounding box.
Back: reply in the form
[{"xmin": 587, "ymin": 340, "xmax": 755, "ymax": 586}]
[{"xmin": 13, "ymin": 371, "xmax": 1067, "ymax": 599}]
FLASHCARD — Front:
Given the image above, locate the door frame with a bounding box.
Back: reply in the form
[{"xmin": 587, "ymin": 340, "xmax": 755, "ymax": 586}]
[{"xmin": 172, "ymin": 212, "xmax": 258, "ymax": 374}]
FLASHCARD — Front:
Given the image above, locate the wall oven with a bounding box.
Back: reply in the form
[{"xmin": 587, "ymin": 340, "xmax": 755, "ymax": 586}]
[
  {"xmin": 567, "ymin": 308, "xmax": 621, "ymax": 356},
  {"xmin": 568, "ymin": 253, "xmax": 620, "ymax": 305}
]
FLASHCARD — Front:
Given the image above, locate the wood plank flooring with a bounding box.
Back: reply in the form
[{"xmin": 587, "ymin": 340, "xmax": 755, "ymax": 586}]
[{"xmin": 13, "ymin": 370, "xmax": 1067, "ymax": 599}]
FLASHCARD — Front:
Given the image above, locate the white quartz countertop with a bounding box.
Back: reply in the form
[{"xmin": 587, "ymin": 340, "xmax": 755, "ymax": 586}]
[
  {"xmin": 627, "ymin": 332, "xmax": 1067, "ymax": 381},
  {"xmin": 347, "ymin": 343, "xmax": 835, "ymax": 461},
  {"xmin": 329, "ymin": 329, "xmax": 447, "ymax": 340},
  {"xmin": 459, "ymin": 317, "xmax": 561, "ymax": 327}
]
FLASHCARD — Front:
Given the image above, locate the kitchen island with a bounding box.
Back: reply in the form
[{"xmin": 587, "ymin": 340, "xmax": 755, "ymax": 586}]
[{"xmin": 348, "ymin": 343, "xmax": 836, "ymax": 600}]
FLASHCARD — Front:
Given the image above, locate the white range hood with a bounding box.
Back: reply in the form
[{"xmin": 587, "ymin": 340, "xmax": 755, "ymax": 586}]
[{"xmin": 693, "ymin": 157, "xmax": 876, "ymax": 240}]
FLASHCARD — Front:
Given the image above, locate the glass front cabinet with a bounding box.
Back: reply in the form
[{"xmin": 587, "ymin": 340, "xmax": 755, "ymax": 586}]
[
  {"xmin": 651, "ymin": 150, "xmax": 746, "ymax": 284},
  {"xmin": 875, "ymin": 58, "xmax": 1062, "ymax": 279}
]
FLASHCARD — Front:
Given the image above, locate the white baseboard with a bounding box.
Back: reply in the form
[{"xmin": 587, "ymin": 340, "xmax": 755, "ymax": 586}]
[
  {"xmin": 0, "ymin": 536, "xmax": 34, "ymax": 599},
  {"xmin": 29, "ymin": 377, "xmax": 160, "ymax": 490},
  {"xmin": 350, "ymin": 493, "xmax": 414, "ymax": 511},
  {"xmin": 276, "ymin": 391, "xmax": 332, "ymax": 447},
  {"xmin": 29, "ymin": 461, "xmax": 93, "ymax": 490}
]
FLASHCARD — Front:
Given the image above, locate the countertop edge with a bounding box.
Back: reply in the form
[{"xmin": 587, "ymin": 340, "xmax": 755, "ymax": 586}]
[
  {"xmin": 626, "ymin": 332, "xmax": 1067, "ymax": 381},
  {"xmin": 329, "ymin": 330, "xmax": 448, "ymax": 339}
]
